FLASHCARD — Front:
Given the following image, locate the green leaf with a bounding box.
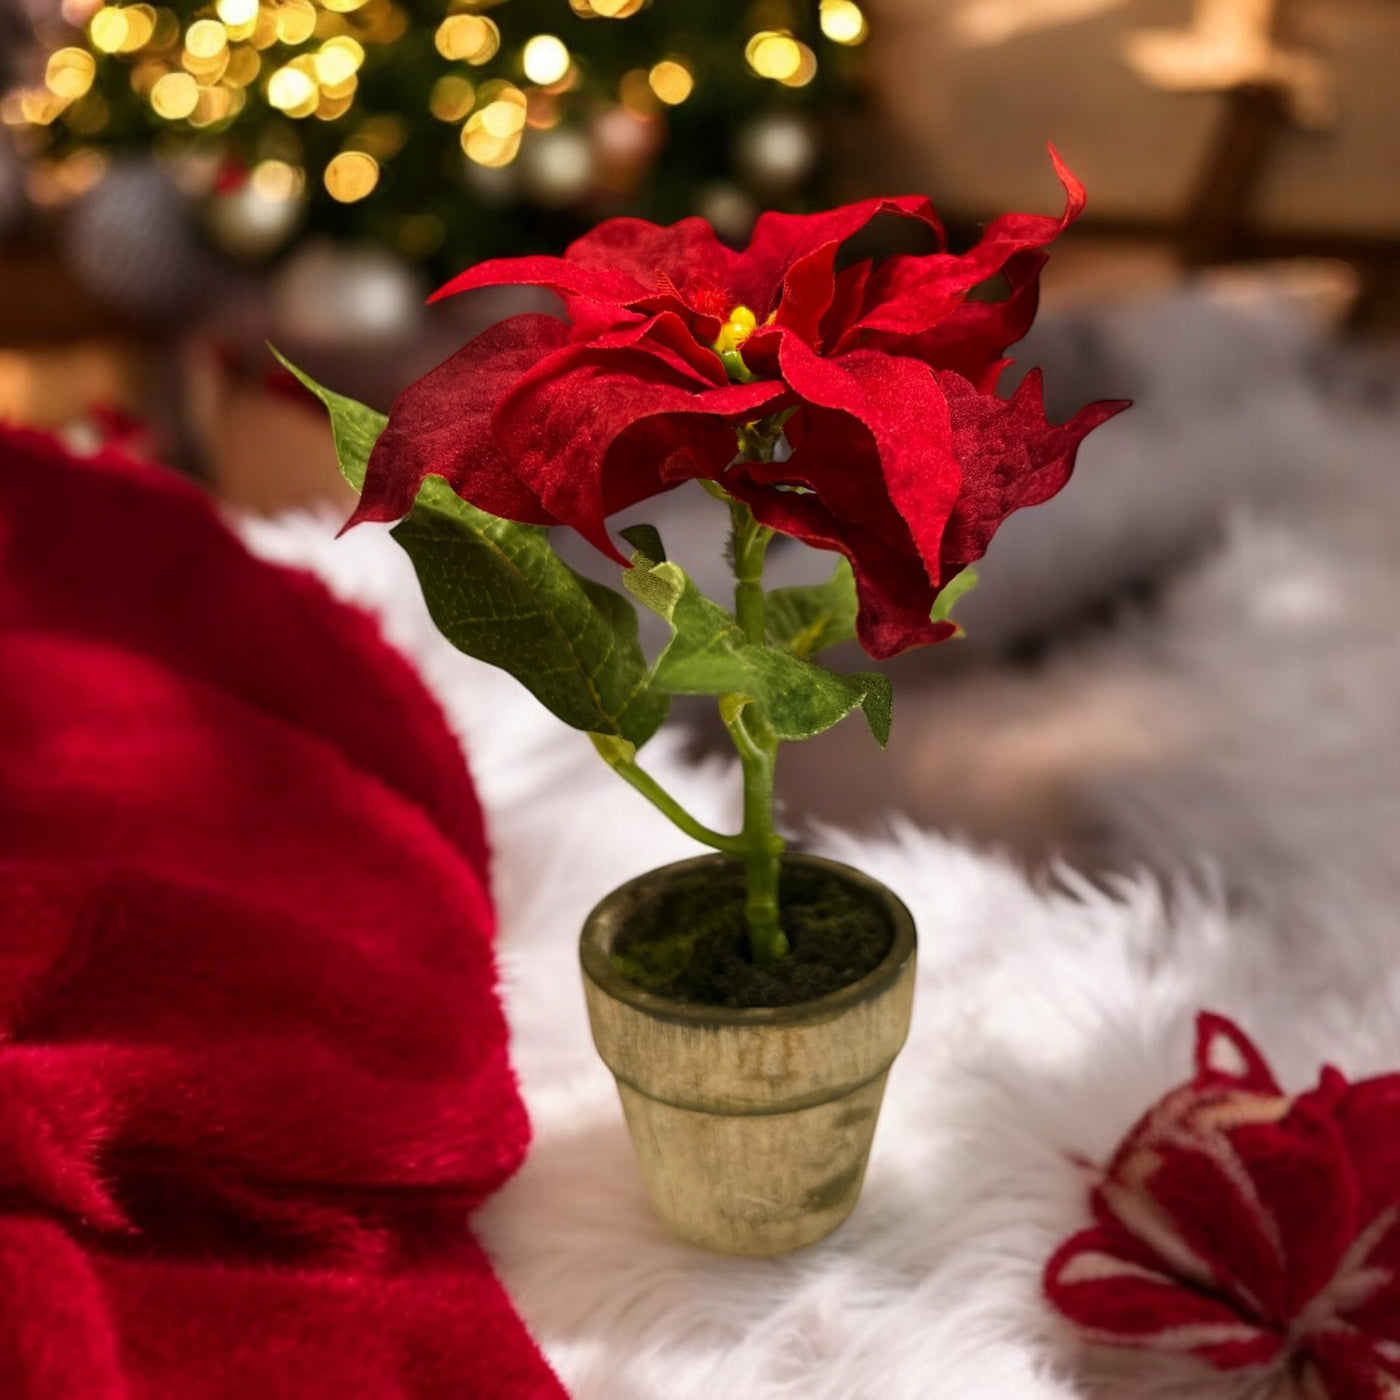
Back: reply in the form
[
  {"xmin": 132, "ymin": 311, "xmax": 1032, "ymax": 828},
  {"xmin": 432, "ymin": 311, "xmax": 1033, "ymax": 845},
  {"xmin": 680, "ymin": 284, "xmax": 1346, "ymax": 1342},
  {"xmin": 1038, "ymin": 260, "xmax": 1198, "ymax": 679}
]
[
  {"xmin": 278, "ymin": 352, "xmax": 666, "ymax": 749},
  {"xmin": 622, "ymin": 555, "xmax": 686, "ymax": 618},
  {"xmin": 618, "ymin": 523, "xmax": 666, "ymax": 566},
  {"xmin": 765, "ymin": 558, "xmax": 859, "ymax": 659},
  {"xmin": 395, "ymin": 478, "xmax": 668, "ymax": 747},
  {"xmin": 268, "ymin": 346, "xmax": 384, "ymax": 492},
  {"xmin": 930, "ymin": 565, "xmax": 979, "ymax": 634},
  {"xmin": 628, "ymin": 560, "xmax": 891, "ymax": 747}
]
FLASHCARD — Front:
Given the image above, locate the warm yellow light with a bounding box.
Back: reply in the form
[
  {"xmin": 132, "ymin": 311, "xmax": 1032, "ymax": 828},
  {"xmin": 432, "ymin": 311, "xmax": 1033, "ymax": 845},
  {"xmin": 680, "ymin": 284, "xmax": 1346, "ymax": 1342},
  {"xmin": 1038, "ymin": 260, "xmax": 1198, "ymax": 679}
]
[
  {"xmin": 525, "ymin": 89, "xmax": 560, "ymax": 128},
  {"xmin": 267, "ymin": 64, "xmax": 316, "ymax": 111},
  {"xmin": 251, "ymin": 158, "xmax": 304, "ymax": 200},
  {"xmin": 133, "ymin": 7, "xmax": 166, "ymax": 51},
  {"xmin": 189, "ymin": 83, "xmax": 235, "ymax": 126},
  {"xmin": 480, "ymin": 89, "xmax": 526, "ymax": 138},
  {"xmin": 429, "ymin": 73, "xmax": 474, "ymax": 122},
  {"xmin": 358, "ymin": 1, "xmax": 406, "ymax": 44},
  {"xmin": 591, "ymin": 0, "xmax": 643, "ymax": 15},
  {"xmin": 185, "ymin": 19, "xmax": 227, "ymax": 58},
  {"xmin": 320, "ymin": 0, "xmax": 368, "ymax": 11},
  {"xmin": 89, "ymin": 8, "xmax": 129, "ymax": 52},
  {"xmin": 225, "ymin": 45, "xmax": 260, "ymax": 87},
  {"xmin": 522, "ymin": 34, "xmax": 570, "ymax": 85},
  {"xmin": 461, "ymin": 112, "xmax": 521, "ymax": 168},
  {"xmin": 19, "ymin": 88, "xmax": 69, "ymax": 125},
  {"xmin": 275, "ymin": 0, "xmax": 317, "ymax": 45},
  {"xmin": 647, "ymin": 58, "xmax": 693, "ymax": 105},
  {"xmin": 45, "ymin": 48, "xmax": 96, "ymax": 100},
  {"xmin": 347, "ymin": 113, "xmax": 407, "ymax": 158},
  {"xmin": 748, "ymin": 31, "xmax": 803, "ymax": 81},
  {"xmin": 314, "ymin": 86, "xmax": 354, "ymax": 119},
  {"xmin": 435, "ymin": 14, "xmax": 499, "ymax": 64},
  {"xmin": 129, "ymin": 60, "xmax": 165, "ymax": 97},
  {"xmin": 314, "ymin": 36, "xmax": 363, "ymax": 86},
  {"xmin": 324, "ymin": 149, "xmax": 379, "ymax": 202},
  {"xmin": 618, "ymin": 67, "xmax": 656, "ymax": 116},
  {"xmin": 819, "ymin": 0, "xmax": 868, "ymax": 46},
  {"xmin": 215, "ymin": 0, "xmax": 257, "ymax": 26},
  {"xmin": 251, "ymin": 7, "xmax": 278, "ymax": 47},
  {"xmin": 779, "ymin": 42, "xmax": 818, "ymax": 86},
  {"xmin": 182, "ymin": 46, "xmax": 229, "ymax": 82},
  {"xmin": 150, "ymin": 70, "xmax": 198, "ymax": 118}
]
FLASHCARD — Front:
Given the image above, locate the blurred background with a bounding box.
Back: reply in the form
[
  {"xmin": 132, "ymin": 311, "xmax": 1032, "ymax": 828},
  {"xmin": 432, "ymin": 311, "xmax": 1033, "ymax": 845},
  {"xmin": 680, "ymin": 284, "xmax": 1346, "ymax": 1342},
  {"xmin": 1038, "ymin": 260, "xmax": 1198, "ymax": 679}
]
[{"xmin": 2, "ymin": 0, "xmax": 1398, "ymax": 922}]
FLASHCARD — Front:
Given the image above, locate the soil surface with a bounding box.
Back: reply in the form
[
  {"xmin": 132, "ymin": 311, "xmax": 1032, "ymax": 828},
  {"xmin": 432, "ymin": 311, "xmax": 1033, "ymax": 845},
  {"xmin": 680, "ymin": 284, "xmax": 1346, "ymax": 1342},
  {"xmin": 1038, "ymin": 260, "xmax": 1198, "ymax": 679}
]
[{"xmin": 610, "ymin": 862, "xmax": 894, "ymax": 1009}]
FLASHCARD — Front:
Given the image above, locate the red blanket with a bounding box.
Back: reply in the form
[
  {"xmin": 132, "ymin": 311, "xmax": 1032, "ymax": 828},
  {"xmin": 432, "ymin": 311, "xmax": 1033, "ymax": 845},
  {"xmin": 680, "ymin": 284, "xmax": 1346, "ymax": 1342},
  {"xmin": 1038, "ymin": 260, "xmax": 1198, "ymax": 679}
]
[{"xmin": 0, "ymin": 426, "xmax": 565, "ymax": 1399}]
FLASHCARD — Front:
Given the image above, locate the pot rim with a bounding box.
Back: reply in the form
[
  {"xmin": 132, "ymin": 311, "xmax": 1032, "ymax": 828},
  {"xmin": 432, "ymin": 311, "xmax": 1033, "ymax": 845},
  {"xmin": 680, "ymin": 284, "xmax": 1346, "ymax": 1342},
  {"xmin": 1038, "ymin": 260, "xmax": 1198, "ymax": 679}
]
[{"xmin": 579, "ymin": 851, "xmax": 916, "ymax": 1029}]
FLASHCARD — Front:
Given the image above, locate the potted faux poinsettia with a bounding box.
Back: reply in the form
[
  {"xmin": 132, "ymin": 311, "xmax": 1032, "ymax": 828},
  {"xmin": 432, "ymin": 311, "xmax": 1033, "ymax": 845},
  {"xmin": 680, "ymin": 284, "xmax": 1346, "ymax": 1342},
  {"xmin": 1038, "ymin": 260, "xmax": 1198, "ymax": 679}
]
[{"xmin": 280, "ymin": 146, "xmax": 1124, "ymax": 1257}]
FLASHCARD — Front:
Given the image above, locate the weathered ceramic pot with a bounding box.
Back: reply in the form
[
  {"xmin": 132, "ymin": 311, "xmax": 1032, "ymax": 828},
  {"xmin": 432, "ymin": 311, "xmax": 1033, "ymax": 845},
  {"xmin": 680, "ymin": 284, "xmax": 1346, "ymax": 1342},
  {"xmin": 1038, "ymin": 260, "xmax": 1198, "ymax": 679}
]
[{"xmin": 580, "ymin": 852, "xmax": 917, "ymax": 1256}]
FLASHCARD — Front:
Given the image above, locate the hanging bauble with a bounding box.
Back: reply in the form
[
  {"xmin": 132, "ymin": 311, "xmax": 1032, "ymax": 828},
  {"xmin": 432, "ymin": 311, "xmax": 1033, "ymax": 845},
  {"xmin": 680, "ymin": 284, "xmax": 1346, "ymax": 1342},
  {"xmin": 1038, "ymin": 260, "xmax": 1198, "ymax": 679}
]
[
  {"xmin": 519, "ymin": 125, "xmax": 597, "ymax": 209},
  {"xmin": 590, "ymin": 104, "xmax": 663, "ymax": 197},
  {"xmin": 204, "ymin": 164, "xmax": 306, "ymax": 262},
  {"xmin": 734, "ymin": 110, "xmax": 821, "ymax": 196},
  {"xmin": 694, "ymin": 181, "xmax": 758, "ymax": 243},
  {"xmin": 270, "ymin": 240, "xmax": 427, "ymax": 348},
  {"xmin": 64, "ymin": 157, "xmax": 220, "ymax": 324}
]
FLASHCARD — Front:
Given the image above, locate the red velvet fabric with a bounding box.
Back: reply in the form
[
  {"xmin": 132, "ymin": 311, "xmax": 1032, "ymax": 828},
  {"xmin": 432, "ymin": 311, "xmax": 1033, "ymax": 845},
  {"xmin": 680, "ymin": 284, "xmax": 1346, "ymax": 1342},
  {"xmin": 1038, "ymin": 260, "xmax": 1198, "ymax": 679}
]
[
  {"xmin": 1046, "ymin": 1013, "xmax": 1400, "ymax": 1399},
  {"xmin": 0, "ymin": 426, "xmax": 566, "ymax": 1399},
  {"xmin": 354, "ymin": 147, "xmax": 1127, "ymax": 659}
]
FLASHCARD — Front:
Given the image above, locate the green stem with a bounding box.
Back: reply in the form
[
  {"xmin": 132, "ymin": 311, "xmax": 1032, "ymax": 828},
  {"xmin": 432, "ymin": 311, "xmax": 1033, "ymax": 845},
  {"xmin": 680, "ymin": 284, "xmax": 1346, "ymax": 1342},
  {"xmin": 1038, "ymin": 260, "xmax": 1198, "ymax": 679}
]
[
  {"xmin": 590, "ymin": 734, "xmax": 744, "ymax": 856},
  {"xmin": 725, "ymin": 494, "xmax": 787, "ymax": 965}
]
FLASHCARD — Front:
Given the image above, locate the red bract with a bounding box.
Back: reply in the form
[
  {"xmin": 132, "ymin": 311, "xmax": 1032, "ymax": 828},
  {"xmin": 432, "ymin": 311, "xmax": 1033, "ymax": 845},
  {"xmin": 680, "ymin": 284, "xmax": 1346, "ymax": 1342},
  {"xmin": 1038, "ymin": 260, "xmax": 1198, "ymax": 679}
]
[
  {"xmin": 353, "ymin": 147, "xmax": 1127, "ymax": 658},
  {"xmin": 1045, "ymin": 1014, "xmax": 1400, "ymax": 1399}
]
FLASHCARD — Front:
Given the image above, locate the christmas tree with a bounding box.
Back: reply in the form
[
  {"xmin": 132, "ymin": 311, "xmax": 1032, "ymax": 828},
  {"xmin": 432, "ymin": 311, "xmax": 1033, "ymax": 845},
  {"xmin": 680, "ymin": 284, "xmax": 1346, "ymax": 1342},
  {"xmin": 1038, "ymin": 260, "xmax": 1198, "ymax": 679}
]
[{"xmin": 3, "ymin": 0, "xmax": 872, "ymax": 273}]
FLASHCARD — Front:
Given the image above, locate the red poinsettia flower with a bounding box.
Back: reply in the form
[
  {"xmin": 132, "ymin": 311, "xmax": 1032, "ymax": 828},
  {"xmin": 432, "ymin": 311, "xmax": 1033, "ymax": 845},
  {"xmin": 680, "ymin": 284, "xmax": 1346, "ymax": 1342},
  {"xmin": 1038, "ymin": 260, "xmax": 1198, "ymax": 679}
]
[
  {"xmin": 1045, "ymin": 1013, "xmax": 1400, "ymax": 1398},
  {"xmin": 353, "ymin": 147, "xmax": 1126, "ymax": 658}
]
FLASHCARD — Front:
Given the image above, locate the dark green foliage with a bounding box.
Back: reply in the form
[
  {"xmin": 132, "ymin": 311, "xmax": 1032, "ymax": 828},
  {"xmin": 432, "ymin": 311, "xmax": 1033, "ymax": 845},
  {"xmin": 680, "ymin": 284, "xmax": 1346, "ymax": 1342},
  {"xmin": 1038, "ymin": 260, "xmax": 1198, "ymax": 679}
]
[
  {"xmin": 611, "ymin": 860, "xmax": 894, "ymax": 1008},
  {"xmin": 625, "ymin": 555, "xmax": 891, "ymax": 746}
]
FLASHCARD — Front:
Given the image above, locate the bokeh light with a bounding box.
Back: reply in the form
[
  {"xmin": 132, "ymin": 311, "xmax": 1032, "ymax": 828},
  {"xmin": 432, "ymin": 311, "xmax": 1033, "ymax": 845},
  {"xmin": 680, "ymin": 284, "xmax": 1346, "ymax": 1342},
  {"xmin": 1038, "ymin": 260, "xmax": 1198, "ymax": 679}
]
[
  {"xmin": 648, "ymin": 58, "xmax": 693, "ymax": 105},
  {"xmin": 150, "ymin": 70, "xmax": 198, "ymax": 119},
  {"xmin": 522, "ymin": 35, "xmax": 570, "ymax": 86},
  {"xmin": 820, "ymin": 0, "xmax": 868, "ymax": 46},
  {"xmin": 323, "ymin": 149, "xmax": 379, "ymax": 201}
]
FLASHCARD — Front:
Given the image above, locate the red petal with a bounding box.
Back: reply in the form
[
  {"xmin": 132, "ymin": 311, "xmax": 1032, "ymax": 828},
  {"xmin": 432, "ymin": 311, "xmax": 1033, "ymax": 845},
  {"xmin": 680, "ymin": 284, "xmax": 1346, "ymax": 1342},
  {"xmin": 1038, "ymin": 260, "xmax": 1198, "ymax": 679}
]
[
  {"xmin": 565, "ymin": 215, "xmax": 741, "ymax": 301},
  {"xmin": 861, "ymin": 248, "xmax": 1049, "ymax": 391},
  {"xmin": 1233, "ymin": 1100, "xmax": 1360, "ymax": 1317},
  {"xmin": 1330, "ymin": 1074, "xmax": 1400, "ymax": 1234},
  {"xmin": 1046, "ymin": 1226, "xmax": 1281, "ymax": 1369},
  {"xmin": 723, "ymin": 474, "xmax": 956, "ymax": 659},
  {"xmin": 351, "ymin": 314, "xmax": 570, "ymax": 529},
  {"xmin": 936, "ymin": 369, "xmax": 1128, "ymax": 575},
  {"xmin": 819, "ymin": 260, "xmax": 873, "ymax": 352},
  {"xmin": 491, "ymin": 346, "xmax": 788, "ymax": 562},
  {"xmin": 430, "ymin": 255, "xmax": 647, "ymax": 310},
  {"xmin": 774, "ymin": 335, "xmax": 963, "ymax": 583},
  {"xmin": 1194, "ymin": 1013, "xmax": 1285, "ymax": 1093},
  {"xmin": 750, "ymin": 196, "xmax": 943, "ymax": 344},
  {"xmin": 1305, "ymin": 1332, "xmax": 1400, "ymax": 1400},
  {"xmin": 574, "ymin": 309, "xmax": 727, "ymax": 388},
  {"xmin": 849, "ymin": 145, "xmax": 1085, "ymax": 344}
]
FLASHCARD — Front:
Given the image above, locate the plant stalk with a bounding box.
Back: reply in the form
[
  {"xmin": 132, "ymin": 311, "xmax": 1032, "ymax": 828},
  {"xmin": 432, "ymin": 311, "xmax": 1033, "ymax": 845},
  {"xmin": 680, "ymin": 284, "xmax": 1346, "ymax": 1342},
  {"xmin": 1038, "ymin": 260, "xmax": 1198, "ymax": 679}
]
[
  {"xmin": 590, "ymin": 735, "xmax": 745, "ymax": 856},
  {"xmin": 727, "ymin": 497, "xmax": 787, "ymax": 964}
]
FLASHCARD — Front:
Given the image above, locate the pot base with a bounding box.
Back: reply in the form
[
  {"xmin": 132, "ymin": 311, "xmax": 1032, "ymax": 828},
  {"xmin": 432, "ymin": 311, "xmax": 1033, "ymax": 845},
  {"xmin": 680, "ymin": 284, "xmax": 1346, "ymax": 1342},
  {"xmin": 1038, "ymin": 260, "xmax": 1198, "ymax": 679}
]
[
  {"xmin": 581, "ymin": 853, "xmax": 917, "ymax": 1257},
  {"xmin": 616, "ymin": 1071, "xmax": 891, "ymax": 1256}
]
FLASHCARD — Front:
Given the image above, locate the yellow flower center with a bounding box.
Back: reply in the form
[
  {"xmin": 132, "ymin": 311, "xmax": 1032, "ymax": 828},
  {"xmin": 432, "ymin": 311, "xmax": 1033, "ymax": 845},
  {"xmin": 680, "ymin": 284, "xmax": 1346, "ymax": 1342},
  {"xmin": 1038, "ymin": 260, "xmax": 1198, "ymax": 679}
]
[{"xmin": 713, "ymin": 304, "xmax": 757, "ymax": 354}]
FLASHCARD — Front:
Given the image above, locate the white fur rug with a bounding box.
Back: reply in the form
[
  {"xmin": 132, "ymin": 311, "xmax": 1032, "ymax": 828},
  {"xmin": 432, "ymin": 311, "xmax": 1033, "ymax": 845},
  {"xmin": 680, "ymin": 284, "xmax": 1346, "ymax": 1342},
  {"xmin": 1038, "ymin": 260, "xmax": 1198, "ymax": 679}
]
[{"xmin": 242, "ymin": 513, "xmax": 1400, "ymax": 1400}]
